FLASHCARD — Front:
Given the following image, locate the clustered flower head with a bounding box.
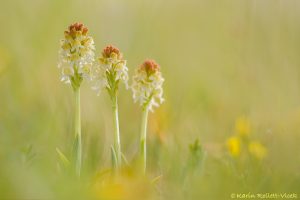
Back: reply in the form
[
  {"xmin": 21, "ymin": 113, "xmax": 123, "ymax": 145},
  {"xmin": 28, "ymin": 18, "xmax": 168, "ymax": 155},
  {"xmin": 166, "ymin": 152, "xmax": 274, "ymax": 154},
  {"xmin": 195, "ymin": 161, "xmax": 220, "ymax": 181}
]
[
  {"xmin": 92, "ymin": 45, "xmax": 128, "ymax": 96},
  {"xmin": 132, "ymin": 59, "xmax": 164, "ymax": 111},
  {"xmin": 58, "ymin": 22, "xmax": 95, "ymax": 89}
]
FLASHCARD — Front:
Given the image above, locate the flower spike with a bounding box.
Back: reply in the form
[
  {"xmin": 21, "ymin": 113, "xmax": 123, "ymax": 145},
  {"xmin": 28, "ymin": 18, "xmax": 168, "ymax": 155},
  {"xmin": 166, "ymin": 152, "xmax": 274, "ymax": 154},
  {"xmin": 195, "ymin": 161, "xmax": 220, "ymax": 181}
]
[
  {"xmin": 91, "ymin": 45, "xmax": 129, "ymax": 171},
  {"xmin": 132, "ymin": 59, "xmax": 165, "ymax": 173},
  {"xmin": 132, "ymin": 59, "xmax": 164, "ymax": 111},
  {"xmin": 58, "ymin": 22, "xmax": 95, "ymax": 90},
  {"xmin": 57, "ymin": 22, "xmax": 95, "ymax": 177}
]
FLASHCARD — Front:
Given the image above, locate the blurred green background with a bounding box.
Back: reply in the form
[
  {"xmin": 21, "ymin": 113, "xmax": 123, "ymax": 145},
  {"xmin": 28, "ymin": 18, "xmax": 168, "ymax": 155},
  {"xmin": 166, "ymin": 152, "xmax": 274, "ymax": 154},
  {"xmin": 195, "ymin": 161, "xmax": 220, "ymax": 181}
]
[{"xmin": 1, "ymin": 0, "xmax": 300, "ymax": 199}]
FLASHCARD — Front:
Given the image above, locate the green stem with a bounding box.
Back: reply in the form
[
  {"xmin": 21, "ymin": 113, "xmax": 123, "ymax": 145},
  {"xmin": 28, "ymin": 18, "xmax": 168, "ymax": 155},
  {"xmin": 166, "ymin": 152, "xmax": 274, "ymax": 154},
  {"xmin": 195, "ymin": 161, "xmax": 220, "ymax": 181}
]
[
  {"xmin": 112, "ymin": 96, "xmax": 121, "ymax": 169},
  {"xmin": 140, "ymin": 107, "xmax": 149, "ymax": 173},
  {"xmin": 74, "ymin": 88, "xmax": 82, "ymax": 177}
]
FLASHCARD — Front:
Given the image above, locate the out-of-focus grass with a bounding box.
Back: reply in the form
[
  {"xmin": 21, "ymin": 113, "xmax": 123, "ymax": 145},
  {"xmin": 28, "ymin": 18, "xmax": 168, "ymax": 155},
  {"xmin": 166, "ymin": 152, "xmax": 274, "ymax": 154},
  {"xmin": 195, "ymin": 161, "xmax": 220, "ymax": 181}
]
[{"xmin": 1, "ymin": 0, "xmax": 300, "ymax": 199}]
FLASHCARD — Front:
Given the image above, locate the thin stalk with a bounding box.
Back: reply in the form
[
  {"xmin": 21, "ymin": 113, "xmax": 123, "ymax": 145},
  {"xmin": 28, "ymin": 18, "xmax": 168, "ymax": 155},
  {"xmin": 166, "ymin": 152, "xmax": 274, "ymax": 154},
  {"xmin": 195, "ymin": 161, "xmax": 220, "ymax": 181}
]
[
  {"xmin": 74, "ymin": 88, "xmax": 82, "ymax": 177},
  {"xmin": 140, "ymin": 107, "xmax": 149, "ymax": 173},
  {"xmin": 112, "ymin": 96, "xmax": 121, "ymax": 169}
]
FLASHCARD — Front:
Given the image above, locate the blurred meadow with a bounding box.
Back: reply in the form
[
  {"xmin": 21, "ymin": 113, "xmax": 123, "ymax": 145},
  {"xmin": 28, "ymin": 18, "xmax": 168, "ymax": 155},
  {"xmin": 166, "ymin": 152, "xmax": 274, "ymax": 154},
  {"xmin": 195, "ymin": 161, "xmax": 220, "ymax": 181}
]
[{"xmin": 1, "ymin": 0, "xmax": 300, "ymax": 199}]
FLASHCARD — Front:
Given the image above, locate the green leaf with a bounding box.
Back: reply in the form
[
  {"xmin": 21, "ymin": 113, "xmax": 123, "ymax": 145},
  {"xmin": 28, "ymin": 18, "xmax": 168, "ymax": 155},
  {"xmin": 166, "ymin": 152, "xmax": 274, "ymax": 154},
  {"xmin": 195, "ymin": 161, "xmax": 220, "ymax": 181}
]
[
  {"xmin": 94, "ymin": 169, "xmax": 112, "ymax": 181},
  {"xmin": 72, "ymin": 134, "xmax": 82, "ymax": 176},
  {"xmin": 56, "ymin": 148, "xmax": 70, "ymax": 168},
  {"xmin": 72, "ymin": 134, "xmax": 79, "ymax": 162},
  {"xmin": 151, "ymin": 174, "xmax": 163, "ymax": 184},
  {"xmin": 187, "ymin": 138, "xmax": 205, "ymax": 172},
  {"xmin": 111, "ymin": 146, "xmax": 117, "ymax": 170},
  {"xmin": 121, "ymin": 152, "xmax": 129, "ymax": 166},
  {"xmin": 20, "ymin": 144, "xmax": 36, "ymax": 165}
]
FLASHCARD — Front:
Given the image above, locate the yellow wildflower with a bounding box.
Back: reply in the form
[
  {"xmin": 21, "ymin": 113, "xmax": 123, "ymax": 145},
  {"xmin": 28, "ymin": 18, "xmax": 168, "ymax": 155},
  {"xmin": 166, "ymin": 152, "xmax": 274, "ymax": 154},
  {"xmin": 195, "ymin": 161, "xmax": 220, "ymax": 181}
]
[
  {"xmin": 248, "ymin": 141, "xmax": 267, "ymax": 160},
  {"xmin": 92, "ymin": 169, "xmax": 153, "ymax": 200},
  {"xmin": 235, "ymin": 116, "xmax": 250, "ymax": 137},
  {"xmin": 226, "ymin": 136, "xmax": 241, "ymax": 157}
]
